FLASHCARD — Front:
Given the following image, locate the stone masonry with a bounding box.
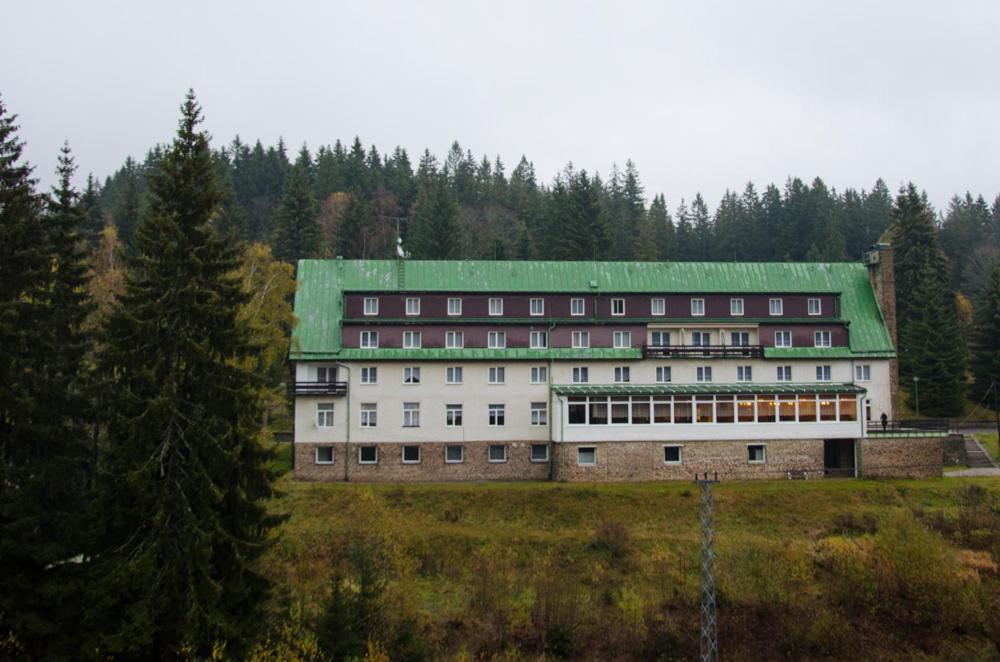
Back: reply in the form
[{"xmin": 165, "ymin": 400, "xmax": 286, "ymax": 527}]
[{"xmin": 858, "ymin": 436, "xmax": 942, "ymax": 478}]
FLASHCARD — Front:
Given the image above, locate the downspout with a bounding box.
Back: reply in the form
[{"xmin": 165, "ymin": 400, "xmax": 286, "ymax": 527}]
[
  {"xmin": 554, "ymin": 394, "xmax": 566, "ymax": 482},
  {"xmin": 547, "ymin": 319, "xmax": 557, "ymax": 481},
  {"xmin": 334, "ymin": 361, "xmax": 352, "ymax": 481}
]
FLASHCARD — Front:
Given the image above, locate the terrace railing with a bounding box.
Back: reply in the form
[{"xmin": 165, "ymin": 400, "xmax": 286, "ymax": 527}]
[
  {"xmin": 287, "ymin": 381, "xmax": 348, "ymax": 396},
  {"xmin": 865, "ymin": 419, "xmax": 949, "ymax": 435},
  {"xmin": 643, "ymin": 344, "xmax": 764, "ymax": 359}
]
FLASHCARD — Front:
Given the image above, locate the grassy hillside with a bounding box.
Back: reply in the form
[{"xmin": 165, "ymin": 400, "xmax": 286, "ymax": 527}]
[{"xmin": 258, "ymin": 477, "xmax": 1000, "ymax": 661}]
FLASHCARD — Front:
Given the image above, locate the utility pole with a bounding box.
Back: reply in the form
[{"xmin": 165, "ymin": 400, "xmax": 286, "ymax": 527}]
[
  {"xmin": 694, "ymin": 472, "xmax": 720, "ymax": 662},
  {"xmin": 913, "ymin": 376, "xmax": 920, "ymax": 418}
]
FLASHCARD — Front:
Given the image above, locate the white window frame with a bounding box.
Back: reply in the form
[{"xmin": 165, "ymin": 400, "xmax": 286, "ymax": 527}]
[
  {"xmin": 663, "ymin": 445, "xmax": 683, "ymax": 465},
  {"xmin": 530, "ymin": 298, "xmax": 544, "ymax": 316},
  {"xmin": 530, "ymin": 366, "xmax": 548, "ymax": 384},
  {"xmin": 363, "ymin": 297, "xmax": 378, "ymax": 316},
  {"xmin": 696, "ymin": 366, "xmax": 712, "ymax": 382},
  {"xmin": 488, "ymin": 444, "xmax": 507, "ymax": 462},
  {"xmin": 360, "ymin": 366, "xmax": 377, "ymax": 385},
  {"xmin": 748, "ymin": 444, "xmax": 766, "ymax": 464},
  {"xmin": 401, "ymin": 445, "xmax": 421, "ymax": 464},
  {"xmin": 530, "ymin": 402, "xmax": 548, "ymax": 426},
  {"xmin": 691, "ymin": 298, "xmax": 705, "ymax": 316},
  {"xmin": 776, "ymin": 365, "xmax": 792, "ymax": 382},
  {"xmin": 445, "ymin": 366, "xmax": 463, "ymax": 384},
  {"xmin": 577, "ymin": 446, "xmax": 597, "ymax": 466},
  {"xmin": 488, "ymin": 366, "xmax": 505, "ymax": 384},
  {"xmin": 403, "ymin": 366, "xmax": 421, "ymax": 384},
  {"xmin": 445, "ymin": 444, "xmax": 464, "ymax": 463},
  {"xmin": 570, "ymin": 298, "xmax": 585, "ymax": 316},
  {"xmin": 691, "ymin": 331, "xmax": 711, "ymax": 347},
  {"xmin": 359, "ymin": 403, "xmax": 377, "ymax": 428},
  {"xmin": 730, "ymin": 298, "xmax": 744, "ymax": 316},
  {"xmin": 315, "ymin": 446, "xmax": 335, "ymax": 465},
  {"xmin": 488, "ymin": 297, "xmax": 503, "ymax": 316},
  {"xmin": 774, "ymin": 331, "xmax": 792, "ymax": 348},
  {"xmin": 614, "ymin": 366, "xmax": 631, "ymax": 383},
  {"xmin": 445, "ymin": 330, "xmax": 464, "ymax": 349},
  {"xmin": 816, "ymin": 365, "xmax": 832, "ymax": 382},
  {"xmin": 769, "ymin": 298, "xmax": 783, "ymax": 316},
  {"xmin": 611, "ymin": 298, "xmax": 625, "ymax": 316},
  {"xmin": 317, "ymin": 366, "xmax": 335, "ymax": 382},
  {"xmin": 358, "ymin": 446, "xmax": 378, "ymax": 465},
  {"xmin": 405, "ymin": 297, "xmax": 420, "ymax": 316},
  {"xmin": 447, "ymin": 297, "xmax": 462, "ymax": 316},
  {"xmin": 445, "ymin": 404, "xmax": 463, "ymax": 427},
  {"xmin": 530, "ymin": 330, "xmax": 548, "ymax": 348},
  {"xmin": 488, "ymin": 331, "xmax": 506, "ymax": 349},
  {"xmin": 572, "ymin": 367, "xmax": 589, "ymax": 383},
  {"xmin": 855, "ymin": 364, "xmax": 871, "ymax": 381},
  {"xmin": 655, "ymin": 366, "xmax": 671, "ymax": 383},
  {"xmin": 736, "ymin": 365, "xmax": 752, "ymax": 382},
  {"xmin": 316, "ymin": 403, "xmax": 335, "ymax": 427},
  {"xmin": 488, "ymin": 404, "xmax": 506, "ymax": 427},
  {"xmin": 571, "ymin": 331, "xmax": 590, "ymax": 348},
  {"xmin": 651, "ymin": 298, "xmax": 665, "ymax": 316},
  {"xmin": 808, "ymin": 298, "xmax": 822, "ymax": 316},
  {"xmin": 651, "ymin": 330, "xmax": 670, "ymax": 346},
  {"xmin": 403, "ymin": 331, "xmax": 422, "ymax": 349},
  {"xmin": 402, "ymin": 402, "xmax": 420, "ymax": 427},
  {"xmin": 530, "ymin": 444, "xmax": 549, "ymax": 462},
  {"xmin": 360, "ymin": 331, "xmax": 379, "ymax": 348},
  {"xmin": 613, "ymin": 331, "xmax": 631, "ymax": 348},
  {"xmin": 814, "ymin": 331, "xmax": 831, "ymax": 348}
]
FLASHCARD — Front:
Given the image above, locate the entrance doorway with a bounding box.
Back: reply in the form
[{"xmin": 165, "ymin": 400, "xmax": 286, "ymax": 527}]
[{"xmin": 824, "ymin": 439, "xmax": 856, "ymax": 478}]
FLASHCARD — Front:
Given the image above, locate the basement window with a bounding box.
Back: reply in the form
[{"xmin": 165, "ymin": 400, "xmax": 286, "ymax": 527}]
[
  {"xmin": 530, "ymin": 444, "xmax": 549, "ymax": 462},
  {"xmin": 748, "ymin": 444, "xmax": 766, "ymax": 464},
  {"xmin": 315, "ymin": 446, "xmax": 334, "ymax": 464},
  {"xmin": 488, "ymin": 444, "xmax": 508, "ymax": 463},
  {"xmin": 663, "ymin": 445, "xmax": 682, "ymax": 465},
  {"xmin": 445, "ymin": 445, "xmax": 464, "ymax": 463},
  {"xmin": 577, "ymin": 447, "xmax": 597, "ymax": 466},
  {"xmin": 358, "ymin": 446, "xmax": 378, "ymax": 465},
  {"xmin": 402, "ymin": 445, "xmax": 420, "ymax": 464}
]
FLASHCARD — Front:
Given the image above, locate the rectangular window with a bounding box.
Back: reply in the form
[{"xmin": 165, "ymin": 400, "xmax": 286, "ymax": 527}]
[
  {"xmin": 315, "ymin": 446, "xmax": 334, "ymax": 464},
  {"xmin": 530, "ymin": 298, "xmax": 544, "ymax": 316},
  {"xmin": 651, "ymin": 298, "xmax": 665, "ymax": 316},
  {"xmin": 696, "ymin": 366, "xmax": 712, "ymax": 382},
  {"xmin": 696, "ymin": 396, "xmax": 714, "ymax": 423},
  {"xmin": 674, "ymin": 397, "xmax": 693, "ymax": 423},
  {"xmin": 757, "ymin": 396, "xmax": 776, "ymax": 422},
  {"xmin": 774, "ymin": 331, "xmax": 792, "ymax": 348},
  {"xmin": 402, "ymin": 445, "xmax": 420, "ymax": 464},
  {"xmin": 855, "ymin": 364, "xmax": 871, "ymax": 381},
  {"xmin": 776, "ymin": 365, "xmax": 792, "ymax": 381},
  {"xmin": 402, "ymin": 402, "xmax": 420, "ymax": 427},
  {"xmin": 814, "ymin": 331, "xmax": 831, "ymax": 347},
  {"xmin": 737, "ymin": 395, "xmax": 755, "ymax": 422},
  {"xmin": 572, "ymin": 367, "xmax": 589, "ymax": 383},
  {"xmin": 816, "ymin": 365, "xmax": 832, "ymax": 381},
  {"xmin": 531, "ymin": 402, "xmax": 548, "ymax": 426},
  {"xmin": 691, "ymin": 298, "xmax": 705, "ymax": 316},
  {"xmin": 748, "ymin": 444, "xmax": 766, "ymax": 464},
  {"xmin": 717, "ymin": 396, "xmax": 735, "ymax": 423},
  {"xmin": 614, "ymin": 366, "xmax": 631, "ymax": 383},
  {"xmin": 819, "ymin": 395, "xmax": 837, "ymax": 421},
  {"xmin": 317, "ymin": 366, "xmax": 335, "ymax": 382},
  {"xmin": 445, "ymin": 330, "xmax": 464, "ymax": 348},
  {"xmin": 611, "ymin": 298, "xmax": 625, "ymax": 316},
  {"xmin": 631, "ymin": 398, "xmax": 650, "ymax": 424},
  {"xmin": 445, "ymin": 404, "xmax": 463, "ymax": 427},
  {"xmin": 798, "ymin": 395, "xmax": 817, "ymax": 422},
  {"xmin": 653, "ymin": 397, "xmax": 671, "ymax": 423},
  {"xmin": 488, "ymin": 404, "xmax": 505, "ymax": 427},
  {"xmin": 530, "ymin": 444, "xmax": 549, "ymax": 462},
  {"xmin": 769, "ymin": 298, "xmax": 783, "ymax": 316},
  {"xmin": 488, "ymin": 331, "xmax": 506, "ymax": 348},
  {"xmin": 589, "ymin": 398, "xmax": 608, "ymax": 424},
  {"xmin": 403, "ymin": 331, "xmax": 421, "ymax": 349},
  {"xmin": 691, "ymin": 331, "xmax": 711, "ymax": 346},
  {"xmin": 610, "ymin": 396, "xmax": 629, "ymax": 424},
  {"xmin": 447, "ymin": 297, "xmax": 462, "ymax": 316},
  {"xmin": 445, "ymin": 445, "xmax": 464, "ymax": 463},
  {"xmin": 568, "ymin": 397, "xmax": 587, "ymax": 424},
  {"xmin": 577, "ymin": 447, "xmax": 596, "ymax": 466},
  {"xmin": 651, "ymin": 330, "xmax": 670, "ymax": 346},
  {"xmin": 571, "ymin": 331, "xmax": 590, "ymax": 348},
  {"xmin": 730, "ymin": 331, "xmax": 750, "ymax": 347},
  {"xmin": 360, "ymin": 331, "xmax": 379, "ymax": 348},
  {"xmin": 730, "ymin": 298, "xmax": 744, "ymax": 316},
  {"xmin": 570, "ymin": 298, "xmax": 585, "ymax": 316},
  {"xmin": 778, "ymin": 395, "xmax": 796, "ymax": 422},
  {"xmin": 363, "ymin": 297, "xmax": 378, "ymax": 316},
  {"xmin": 613, "ymin": 331, "xmax": 631, "ymax": 348},
  {"xmin": 358, "ymin": 446, "xmax": 378, "ymax": 464},
  {"xmin": 530, "ymin": 366, "xmax": 548, "ymax": 384},
  {"xmin": 655, "ymin": 366, "xmax": 672, "ymax": 383},
  {"xmin": 489, "ymin": 297, "xmax": 503, "ymax": 316},
  {"xmin": 360, "ymin": 403, "xmax": 377, "ymax": 428},
  {"xmin": 663, "ymin": 445, "xmax": 682, "ymax": 464},
  {"xmin": 488, "ymin": 444, "xmax": 507, "ymax": 462},
  {"xmin": 839, "ymin": 394, "xmax": 857, "ymax": 421},
  {"xmin": 530, "ymin": 331, "xmax": 548, "ymax": 348},
  {"xmin": 736, "ymin": 365, "xmax": 752, "ymax": 382},
  {"xmin": 403, "ymin": 367, "xmax": 420, "ymax": 384},
  {"xmin": 488, "ymin": 366, "xmax": 505, "ymax": 384},
  {"xmin": 445, "ymin": 366, "xmax": 463, "ymax": 384},
  {"xmin": 360, "ymin": 366, "xmax": 377, "ymax": 384},
  {"xmin": 405, "ymin": 297, "xmax": 420, "ymax": 316},
  {"xmin": 808, "ymin": 298, "xmax": 822, "ymax": 315},
  {"xmin": 316, "ymin": 403, "xmax": 334, "ymax": 427}
]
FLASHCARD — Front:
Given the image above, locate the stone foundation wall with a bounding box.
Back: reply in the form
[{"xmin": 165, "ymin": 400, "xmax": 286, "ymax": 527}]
[
  {"xmin": 552, "ymin": 439, "xmax": 825, "ymax": 482},
  {"xmin": 858, "ymin": 436, "xmax": 942, "ymax": 478}
]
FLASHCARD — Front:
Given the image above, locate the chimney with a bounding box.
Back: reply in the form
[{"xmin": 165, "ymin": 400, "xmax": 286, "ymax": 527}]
[{"xmin": 865, "ymin": 242, "xmax": 899, "ymax": 417}]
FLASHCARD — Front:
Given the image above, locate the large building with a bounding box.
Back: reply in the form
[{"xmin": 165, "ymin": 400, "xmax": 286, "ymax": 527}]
[{"xmin": 289, "ymin": 244, "xmax": 941, "ymax": 481}]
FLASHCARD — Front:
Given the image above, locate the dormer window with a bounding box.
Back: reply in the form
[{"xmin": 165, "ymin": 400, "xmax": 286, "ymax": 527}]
[
  {"xmin": 489, "ymin": 298, "xmax": 503, "ymax": 316},
  {"xmin": 611, "ymin": 298, "xmax": 625, "ymax": 316},
  {"xmin": 769, "ymin": 298, "xmax": 783, "ymax": 316},
  {"xmin": 363, "ymin": 297, "xmax": 378, "ymax": 316},
  {"xmin": 730, "ymin": 298, "xmax": 744, "ymax": 316},
  {"xmin": 808, "ymin": 298, "xmax": 822, "ymax": 315},
  {"xmin": 691, "ymin": 298, "xmax": 705, "ymax": 316},
  {"xmin": 530, "ymin": 298, "xmax": 544, "ymax": 316},
  {"xmin": 405, "ymin": 297, "xmax": 420, "ymax": 316},
  {"xmin": 651, "ymin": 298, "xmax": 665, "ymax": 316},
  {"xmin": 447, "ymin": 298, "xmax": 462, "ymax": 316}
]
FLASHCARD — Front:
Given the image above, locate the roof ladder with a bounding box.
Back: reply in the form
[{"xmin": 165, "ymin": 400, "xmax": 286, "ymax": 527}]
[{"xmin": 396, "ymin": 258, "xmax": 405, "ymax": 289}]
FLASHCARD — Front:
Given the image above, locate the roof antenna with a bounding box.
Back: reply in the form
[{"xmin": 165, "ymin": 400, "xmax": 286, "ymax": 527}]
[{"xmin": 396, "ymin": 235, "xmax": 408, "ymax": 259}]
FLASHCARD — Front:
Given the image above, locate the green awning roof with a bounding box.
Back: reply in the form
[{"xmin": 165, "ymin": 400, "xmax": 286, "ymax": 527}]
[
  {"xmin": 550, "ymin": 382, "xmax": 867, "ymax": 396},
  {"xmin": 764, "ymin": 347, "xmax": 895, "ymax": 359}
]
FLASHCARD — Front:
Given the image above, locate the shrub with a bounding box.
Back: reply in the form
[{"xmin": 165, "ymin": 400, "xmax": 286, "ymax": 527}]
[{"xmin": 591, "ymin": 520, "xmax": 632, "ymax": 562}]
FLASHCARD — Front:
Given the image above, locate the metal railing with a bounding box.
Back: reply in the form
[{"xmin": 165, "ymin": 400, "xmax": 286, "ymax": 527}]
[
  {"xmin": 643, "ymin": 344, "xmax": 764, "ymax": 359},
  {"xmin": 866, "ymin": 419, "xmax": 950, "ymax": 434},
  {"xmin": 287, "ymin": 381, "xmax": 348, "ymax": 396}
]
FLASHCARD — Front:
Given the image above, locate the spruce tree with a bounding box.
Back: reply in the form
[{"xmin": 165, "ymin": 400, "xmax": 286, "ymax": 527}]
[
  {"xmin": 78, "ymin": 173, "xmax": 105, "ymax": 246},
  {"xmin": 272, "ymin": 145, "xmax": 319, "ymax": 262},
  {"xmin": 970, "ymin": 261, "xmax": 1000, "ymax": 403},
  {"xmin": 86, "ymin": 91, "xmax": 277, "ymax": 658},
  {"xmin": 337, "ymin": 191, "xmax": 375, "ymax": 258},
  {"xmin": 407, "ymin": 172, "xmax": 461, "ymax": 259}
]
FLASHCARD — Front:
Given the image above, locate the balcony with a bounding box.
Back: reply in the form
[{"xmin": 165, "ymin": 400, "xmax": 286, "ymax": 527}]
[
  {"xmin": 642, "ymin": 344, "xmax": 764, "ymax": 359},
  {"xmin": 288, "ymin": 381, "xmax": 348, "ymax": 396}
]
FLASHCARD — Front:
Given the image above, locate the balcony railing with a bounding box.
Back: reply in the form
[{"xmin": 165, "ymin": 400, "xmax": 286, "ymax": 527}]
[
  {"xmin": 866, "ymin": 419, "xmax": 950, "ymax": 435},
  {"xmin": 642, "ymin": 344, "xmax": 764, "ymax": 359},
  {"xmin": 288, "ymin": 381, "xmax": 348, "ymax": 396}
]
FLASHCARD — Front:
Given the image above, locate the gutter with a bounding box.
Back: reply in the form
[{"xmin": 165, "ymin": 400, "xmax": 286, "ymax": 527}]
[{"xmin": 334, "ymin": 361, "xmax": 352, "ymax": 482}]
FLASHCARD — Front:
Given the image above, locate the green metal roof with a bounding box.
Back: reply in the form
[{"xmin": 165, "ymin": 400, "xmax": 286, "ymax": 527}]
[
  {"xmin": 764, "ymin": 347, "xmax": 894, "ymax": 360},
  {"xmin": 551, "ymin": 383, "xmax": 867, "ymax": 396},
  {"xmin": 292, "ymin": 259, "xmax": 895, "ymax": 360},
  {"xmin": 303, "ymin": 348, "xmax": 642, "ymax": 361}
]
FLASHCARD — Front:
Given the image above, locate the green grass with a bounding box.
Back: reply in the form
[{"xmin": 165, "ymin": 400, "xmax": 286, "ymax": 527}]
[
  {"xmin": 259, "ymin": 477, "xmax": 1000, "ymax": 660},
  {"xmin": 975, "ymin": 433, "xmax": 999, "ymax": 463}
]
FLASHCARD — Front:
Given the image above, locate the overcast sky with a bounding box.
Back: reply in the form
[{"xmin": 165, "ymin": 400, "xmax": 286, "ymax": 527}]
[{"xmin": 3, "ymin": 0, "xmax": 999, "ymax": 212}]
